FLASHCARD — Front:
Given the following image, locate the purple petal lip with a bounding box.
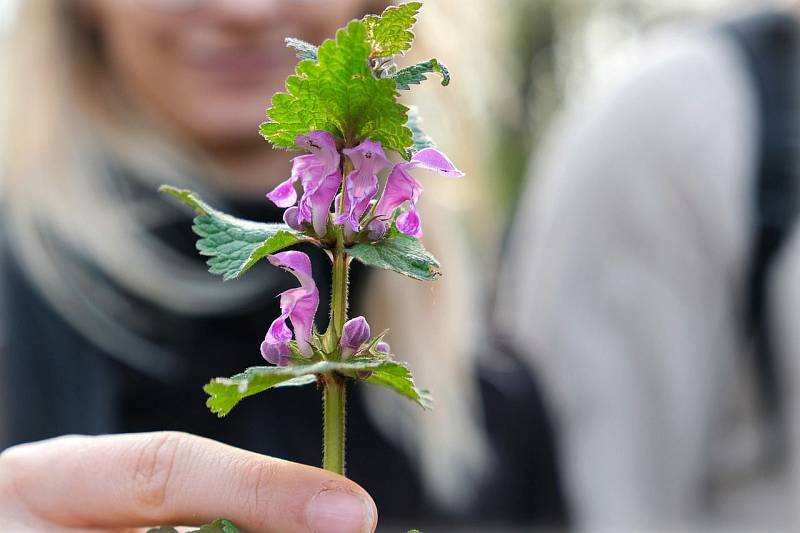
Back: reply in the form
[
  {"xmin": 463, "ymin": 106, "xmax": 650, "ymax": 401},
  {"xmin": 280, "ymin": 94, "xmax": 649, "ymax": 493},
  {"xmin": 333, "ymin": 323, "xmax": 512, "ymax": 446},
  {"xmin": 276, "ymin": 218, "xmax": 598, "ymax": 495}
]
[{"xmin": 337, "ymin": 140, "xmax": 392, "ymax": 231}]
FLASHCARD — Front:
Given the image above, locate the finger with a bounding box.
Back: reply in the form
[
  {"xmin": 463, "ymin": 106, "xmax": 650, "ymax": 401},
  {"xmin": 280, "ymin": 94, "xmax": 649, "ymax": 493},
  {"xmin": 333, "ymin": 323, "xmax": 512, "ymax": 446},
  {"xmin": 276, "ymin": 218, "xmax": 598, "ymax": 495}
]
[{"xmin": 0, "ymin": 432, "xmax": 377, "ymax": 533}]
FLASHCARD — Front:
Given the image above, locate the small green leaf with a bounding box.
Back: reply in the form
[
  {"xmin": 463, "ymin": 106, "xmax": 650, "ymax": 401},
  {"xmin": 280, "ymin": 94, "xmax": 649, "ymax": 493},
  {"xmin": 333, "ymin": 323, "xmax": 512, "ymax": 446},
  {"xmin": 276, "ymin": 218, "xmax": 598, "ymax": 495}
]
[
  {"xmin": 147, "ymin": 519, "xmax": 240, "ymax": 533},
  {"xmin": 366, "ymin": 359, "xmax": 433, "ymax": 410},
  {"xmin": 347, "ymin": 227, "xmax": 440, "ymax": 281},
  {"xmin": 205, "ymin": 359, "xmax": 391, "ymax": 416},
  {"xmin": 364, "ymin": 2, "xmax": 423, "ymax": 58},
  {"xmin": 160, "ymin": 186, "xmax": 303, "ymax": 281},
  {"xmin": 406, "ymin": 107, "xmax": 435, "ymax": 154},
  {"xmin": 392, "ymin": 58, "xmax": 450, "ymax": 91},
  {"xmin": 285, "ymin": 37, "xmax": 318, "ymax": 61},
  {"xmin": 261, "ymin": 20, "xmax": 412, "ymax": 155}
]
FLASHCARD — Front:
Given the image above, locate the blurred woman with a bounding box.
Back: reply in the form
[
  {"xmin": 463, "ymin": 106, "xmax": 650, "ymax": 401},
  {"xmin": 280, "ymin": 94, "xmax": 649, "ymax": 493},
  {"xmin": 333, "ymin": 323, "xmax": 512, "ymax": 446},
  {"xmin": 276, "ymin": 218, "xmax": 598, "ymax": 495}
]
[{"xmin": 0, "ymin": 0, "xmax": 506, "ymax": 527}]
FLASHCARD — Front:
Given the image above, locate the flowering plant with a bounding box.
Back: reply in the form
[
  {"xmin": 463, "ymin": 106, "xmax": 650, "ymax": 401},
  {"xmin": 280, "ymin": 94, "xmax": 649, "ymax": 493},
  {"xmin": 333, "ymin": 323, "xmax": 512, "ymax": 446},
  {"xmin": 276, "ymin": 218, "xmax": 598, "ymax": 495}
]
[{"xmin": 157, "ymin": 3, "xmax": 456, "ymax": 531}]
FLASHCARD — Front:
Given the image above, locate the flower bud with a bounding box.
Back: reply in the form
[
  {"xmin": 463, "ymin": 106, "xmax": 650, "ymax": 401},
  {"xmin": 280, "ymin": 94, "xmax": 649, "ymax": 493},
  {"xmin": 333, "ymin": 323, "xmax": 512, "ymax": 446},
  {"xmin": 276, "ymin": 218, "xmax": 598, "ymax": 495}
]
[
  {"xmin": 366, "ymin": 219, "xmax": 388, "ymax": 241},
  {"xmin": 376, "ymin": 341, "xmax": 390, "ymax": 354},
  {"xmin": 340, "ymin": 316, "xmax": 370, "ymax": 358},
  {"xmin": 283, "ymin": 206, "xmax": 304, "ymax": 232}
]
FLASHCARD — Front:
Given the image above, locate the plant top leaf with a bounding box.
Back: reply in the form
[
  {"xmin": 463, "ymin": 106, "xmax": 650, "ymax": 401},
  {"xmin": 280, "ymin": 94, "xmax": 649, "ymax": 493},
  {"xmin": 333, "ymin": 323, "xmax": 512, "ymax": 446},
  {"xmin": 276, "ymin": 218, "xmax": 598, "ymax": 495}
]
[
  {"xmin": 260, "ymin": 20, "xmax": 412, "ymax": 154},
  {"xmin": 160, "ymin": 186, "xmax": 304, "ymax": 281},
  {"xmin": 392, "ymin": 58, "xmax": 450, "ymax": 91},
  {"xmin": 364, "ymin": 2, "xmax": 423, "ymax": 58},
  {"xmin": 347, "ymin": 226, "xmax": 440, "ymax": 281}
]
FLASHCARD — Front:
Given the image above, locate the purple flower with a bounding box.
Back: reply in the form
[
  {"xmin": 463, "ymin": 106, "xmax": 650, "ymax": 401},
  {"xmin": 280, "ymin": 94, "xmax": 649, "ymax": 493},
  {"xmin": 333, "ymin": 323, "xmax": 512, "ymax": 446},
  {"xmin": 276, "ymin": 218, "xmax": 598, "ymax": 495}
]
[
  {"xmin": 341, "ymin": 316, "xmax": 371, "ymax": 358},
  {"xmin": 376, "ymin": 341, "xmax": 391, "ymax": 354},
  {"xmin": 374, "ymin": 147, "xmax": 464, "ymax": 237},
  {"xmin": 260, "ymin": 251, "xmax": 319, "ymax": 365},
  {"xmin": 335, "ymin": 140, "xmax": 391, "ymax": 231},
  {"xmin": 266, "ymin": 131, "xmax": 342, "ymax": 237}
]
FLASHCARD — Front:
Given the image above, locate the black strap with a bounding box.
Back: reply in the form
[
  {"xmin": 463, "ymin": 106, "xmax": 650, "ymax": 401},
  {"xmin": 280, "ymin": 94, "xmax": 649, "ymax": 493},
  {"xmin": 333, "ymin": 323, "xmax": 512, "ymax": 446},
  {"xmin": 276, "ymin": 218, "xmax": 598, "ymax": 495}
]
[{"xmin": 725, "ymin": 11, "xmax": 800, "ymax": 463}]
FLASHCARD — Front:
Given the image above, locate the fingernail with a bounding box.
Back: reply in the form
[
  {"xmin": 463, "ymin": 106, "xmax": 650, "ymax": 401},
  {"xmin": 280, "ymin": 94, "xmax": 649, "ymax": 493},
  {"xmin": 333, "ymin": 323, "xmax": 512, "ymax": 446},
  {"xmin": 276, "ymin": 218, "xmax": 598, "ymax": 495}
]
[{"xmin": 307, "ymin": 488, "xmax": 374, "ymax": 533}]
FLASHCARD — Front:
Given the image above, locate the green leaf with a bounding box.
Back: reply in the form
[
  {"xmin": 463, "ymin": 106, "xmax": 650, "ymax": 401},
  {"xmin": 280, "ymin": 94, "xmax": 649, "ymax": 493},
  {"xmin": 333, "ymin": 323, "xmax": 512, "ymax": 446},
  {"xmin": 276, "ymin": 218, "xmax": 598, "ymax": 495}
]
[
  {"xmin": 406, "ymin": 106, "xmax": 435, "ymax": 153},
  {"xmin": 147, "ymin": 519, "xmax": 240, "ymax": 533},
  {"xmin": 285, "ymin": 37, "xmax": 318, "ymax": 61},
  {"xmin": 160, "ymin": 186, "xmax": 303, "ymax": 281},
  {"xmin": 261, "ymin": 20, "xmax": 412, "ymax": 155},
  {"xmin": 364, "ymin": 2, "xmax": 423, "ymax": 58},
  {"xmin": 347, "ymin": 227, "xmax": 440, "ymax": 282},
  {"xmin": 392, "ymin": 58, "xmax": 450, "ymax": 91},
  {"xmin": 366, "ymin": 359, "xmax": 433, "ymax": 410},
  {"xmin": 205, "ymin": 359, "xmax": 390, "ymax": 416}
]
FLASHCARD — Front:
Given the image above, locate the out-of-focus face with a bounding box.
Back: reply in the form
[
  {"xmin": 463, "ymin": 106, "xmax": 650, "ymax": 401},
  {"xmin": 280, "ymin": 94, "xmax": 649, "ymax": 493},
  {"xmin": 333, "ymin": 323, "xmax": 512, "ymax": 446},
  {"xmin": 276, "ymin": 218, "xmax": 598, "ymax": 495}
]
[{"xmin": 84, "ymin": 0, "xmax": 374, "ymax": 148}]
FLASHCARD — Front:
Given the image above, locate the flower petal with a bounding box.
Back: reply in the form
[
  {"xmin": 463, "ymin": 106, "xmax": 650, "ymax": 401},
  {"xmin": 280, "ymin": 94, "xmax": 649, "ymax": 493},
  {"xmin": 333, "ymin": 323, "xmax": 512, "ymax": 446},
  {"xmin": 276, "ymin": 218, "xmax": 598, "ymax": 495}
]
[
  {"xmin": 261, "ymin": 314, "xmax": 293, "ymax": 366},
  {"xmin": 337, "ymin": 140, "xmax": 392, "ymax": 230},
  {"xmin": 341, "ymin": 316, "xmax": 371, "ymax": 350},
  {"xmin": 408, "ymin": 147, "xmax": 464, "ymax": 177},
  {"xmin": 268, "ymin": 250, "xmax": 315, "ymax": 289},
  {"xmin": 266, "ymin": 176, "xmax": 299, "ymax": 208},
  {"xmin": 396, "ymin": 207, "xmax": 422, "ymax": 237},
  {"xmin": 374, "ymin": 164, "xmax": 423, "ymax": 218},
  {"xmin": 295, "ymin": 131, "xmax": 340, "ymax": 173}
]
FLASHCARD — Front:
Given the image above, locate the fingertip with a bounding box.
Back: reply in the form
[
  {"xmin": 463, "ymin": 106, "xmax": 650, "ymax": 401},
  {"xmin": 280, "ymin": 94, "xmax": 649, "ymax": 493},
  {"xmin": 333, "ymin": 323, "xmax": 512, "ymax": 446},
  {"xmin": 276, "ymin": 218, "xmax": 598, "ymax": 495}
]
[{"xmin": 305, "ymin": 479, "xmax": 377, "ymax": 533}]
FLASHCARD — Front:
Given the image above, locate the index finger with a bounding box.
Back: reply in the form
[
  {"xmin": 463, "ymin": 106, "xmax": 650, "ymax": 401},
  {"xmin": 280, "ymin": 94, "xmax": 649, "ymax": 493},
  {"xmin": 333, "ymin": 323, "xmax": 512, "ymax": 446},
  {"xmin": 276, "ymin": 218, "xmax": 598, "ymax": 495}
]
[{"xmin": 0, "ymin": 432, "xmax": 377, "ymax": 533}]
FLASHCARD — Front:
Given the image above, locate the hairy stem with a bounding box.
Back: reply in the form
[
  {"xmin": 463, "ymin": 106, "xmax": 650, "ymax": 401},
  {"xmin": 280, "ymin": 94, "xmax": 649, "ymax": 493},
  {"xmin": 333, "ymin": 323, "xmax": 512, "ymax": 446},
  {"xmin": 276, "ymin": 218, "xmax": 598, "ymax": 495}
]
[{"xmin": 322, "ymin": 229, "xmax": 350, "ymax": 475}]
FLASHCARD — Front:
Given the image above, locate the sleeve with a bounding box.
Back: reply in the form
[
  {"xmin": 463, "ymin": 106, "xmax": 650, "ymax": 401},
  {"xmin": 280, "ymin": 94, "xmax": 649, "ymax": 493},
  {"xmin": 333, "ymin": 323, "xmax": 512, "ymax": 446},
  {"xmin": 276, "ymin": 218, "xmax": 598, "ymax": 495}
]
[{"xmin": 495, "ymin": 32, "xmax": 757, "ymax": 530}]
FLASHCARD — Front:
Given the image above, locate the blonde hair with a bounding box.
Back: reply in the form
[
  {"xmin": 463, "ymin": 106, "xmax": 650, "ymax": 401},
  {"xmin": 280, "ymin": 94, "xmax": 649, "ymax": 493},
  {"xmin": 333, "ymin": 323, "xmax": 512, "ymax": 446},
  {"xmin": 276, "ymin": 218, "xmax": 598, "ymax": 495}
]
[{"xmin": 2, "ymin": 0, "xmax": 497, "ymax": 509}]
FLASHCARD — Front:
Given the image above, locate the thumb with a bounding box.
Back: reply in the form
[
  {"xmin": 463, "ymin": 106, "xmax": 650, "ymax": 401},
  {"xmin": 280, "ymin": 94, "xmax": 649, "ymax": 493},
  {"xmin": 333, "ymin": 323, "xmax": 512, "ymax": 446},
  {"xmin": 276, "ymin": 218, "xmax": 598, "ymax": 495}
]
[{"xmin": 0, "ymin": 431, "xmax": 377, "ymax": 533}]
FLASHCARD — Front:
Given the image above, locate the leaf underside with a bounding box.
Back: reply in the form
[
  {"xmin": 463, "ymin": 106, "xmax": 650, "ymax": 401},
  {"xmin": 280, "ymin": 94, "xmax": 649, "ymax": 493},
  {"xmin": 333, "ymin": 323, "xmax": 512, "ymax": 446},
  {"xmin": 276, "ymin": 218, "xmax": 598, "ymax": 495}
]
[
  {"xmin": 347, "ymin": 227, "xmax": 440, "ymax": 281},
  {"xmin": 393, "ymin": 58, "xmax": 451, "ymax": 91},
  {"xmin": 160, "ymin": 186, "xmax": 303, "ymax": 281},
  {"xmin": 285, "ymin": 37, "xmax": 318, "ymax": 61},
  {"xmin": 205, "ymin": 357, "xmax": 432, "ymax": 417},
  {"xmin": 364, "ymin": 2, "xmax": 423, "ymax": 58},
  {"xmin": 406, "ymin": 106, "xmax": 435, "ymax": 153},
  {"xmin": 261, "ymin": 20, "xmax": 412, "ymax": 155}
]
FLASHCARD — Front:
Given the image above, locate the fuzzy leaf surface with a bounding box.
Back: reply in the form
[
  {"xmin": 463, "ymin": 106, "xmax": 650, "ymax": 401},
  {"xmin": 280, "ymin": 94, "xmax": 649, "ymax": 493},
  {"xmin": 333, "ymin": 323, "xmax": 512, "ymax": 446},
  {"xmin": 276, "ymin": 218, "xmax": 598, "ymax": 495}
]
[
  {"xmin": 261, "ymin": 20, "xmax": 412, "ymax": 155},
  {"xmin": 364, "ymin": 2, "xmax": 422, "ymax": 58},
  {"xmin": 347, "ymin": 227, "xmax": 440, "ymax": 281},
  {"xmin": 366, "ymin": 359, "xmax": 433, "ymax": 409},
  {"xmin": 393, "ymin": 58, "xmax": 450, "ymax": 90},
  {"xmin": 285, "ymin": 37, "xmax": 318, "ymax": 61},
  {"xmin": 206, "ymin": 359, "xmax": 385, "ymax": 416},
  {"xmin": 406, "ymin": 107, "xmax": 435, "ymax": 153},
  {"xmin": 160, "ymin": 186, "xmax": 303, "ymax": 281}
]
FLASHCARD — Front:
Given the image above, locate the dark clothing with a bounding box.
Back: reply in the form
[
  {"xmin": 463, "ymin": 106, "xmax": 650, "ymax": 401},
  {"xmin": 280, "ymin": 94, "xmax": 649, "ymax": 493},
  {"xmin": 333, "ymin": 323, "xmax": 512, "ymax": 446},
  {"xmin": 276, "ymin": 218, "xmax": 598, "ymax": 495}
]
[{"xmin": 0, "ymin": 184, "xmax": 564, "ymax": 527}]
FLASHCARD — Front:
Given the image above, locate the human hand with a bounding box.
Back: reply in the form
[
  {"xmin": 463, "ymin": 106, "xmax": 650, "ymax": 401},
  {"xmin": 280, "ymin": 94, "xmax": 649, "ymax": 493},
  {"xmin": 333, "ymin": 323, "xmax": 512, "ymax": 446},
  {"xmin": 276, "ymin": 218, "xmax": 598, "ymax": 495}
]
[{"xmin": 0, "ymin": 431, "xmax": 377, "ymax": 532}]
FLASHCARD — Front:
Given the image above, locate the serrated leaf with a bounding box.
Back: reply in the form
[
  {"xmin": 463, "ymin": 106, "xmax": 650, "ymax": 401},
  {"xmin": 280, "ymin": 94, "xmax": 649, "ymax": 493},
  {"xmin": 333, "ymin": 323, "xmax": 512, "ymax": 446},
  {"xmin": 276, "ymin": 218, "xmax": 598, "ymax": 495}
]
[
  {"xmin": 364, "ymin": 2, "xmax": 422, "ymax": 58},
  {"xmin": 366, "ymin": 359, "xmax": 433, "ymax": 410},
  {"xmin": 347, "ymin": 227, "xmax": 440, "ymax": 281},
  {"xmin": 205, "ymin": 359, "xmax": 391, "ymax": 416},
  {"xmin": 406, "ymin": 107, "xmax": 435, "ymax": 153},
  {"xmin": 286, "ymin": 37, "xmax": 318, "ymax": 61},
  {"xmin": 261, "ymin": 20, "xmax": 412, "ymax": 155},
  {"xmin": 392, "ymin": 58, "xmax": 450, "ymax": 91},
  {"xmin": 160, "ymin": 186, "xmax": 303, "ymax": 281}
]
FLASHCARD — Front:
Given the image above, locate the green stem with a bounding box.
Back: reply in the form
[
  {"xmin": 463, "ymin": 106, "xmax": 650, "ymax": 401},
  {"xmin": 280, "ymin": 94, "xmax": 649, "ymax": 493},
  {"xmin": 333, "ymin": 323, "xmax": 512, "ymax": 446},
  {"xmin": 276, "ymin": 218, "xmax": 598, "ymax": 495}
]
[
  {"xmin": 322, "ymin": 236, "xmax": 350, "ymax": 475},
  {"xmin": 322, "ymin": 374, "xmax": 346, "ymax": 475}
]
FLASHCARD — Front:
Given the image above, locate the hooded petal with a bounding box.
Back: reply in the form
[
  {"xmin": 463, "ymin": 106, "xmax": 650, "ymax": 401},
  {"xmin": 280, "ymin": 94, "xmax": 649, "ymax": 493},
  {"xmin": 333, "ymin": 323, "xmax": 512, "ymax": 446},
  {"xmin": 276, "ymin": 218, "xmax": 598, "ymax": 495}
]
[
  {"xmin": 374, "ymin": 164, "xmax": 423, "ymax": 219},
  {"xmin": 267, "ymin": 251, "xmax": 319, "ymax": 357},
  {"xmin": 341, "ymin": 316, "xmax": 371, "ymax": 350},
  {"xmin": 406, "ymin": 147, "xmax": 464, "ymax": 177},
  {"xmin": 261, "ymin": 314, "xmax": 293, "ymax": 366},
  {"xmin": 295, "ymin": 131, "xmax": 340, "ymax": 173}
]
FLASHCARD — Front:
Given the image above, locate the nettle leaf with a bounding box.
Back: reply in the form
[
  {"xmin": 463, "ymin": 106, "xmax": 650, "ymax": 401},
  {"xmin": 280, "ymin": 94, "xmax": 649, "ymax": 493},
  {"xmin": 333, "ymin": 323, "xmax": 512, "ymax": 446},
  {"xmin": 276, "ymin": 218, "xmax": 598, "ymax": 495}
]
[
  {"xmin": 160, "ymin": 186, "xmax": 303, "ymax": 281},
  {"xmin": 347, "ymin": 227, "xmax": 440, "ymax": 281},
  {"xmin": 366, "ymin": 359, "xmax": 433, "ymax": 409},
  {"xmin": 261, "ymin": 20, "xmax": 412, "ymax": 155},
  {"xmin": 285, "ymin": 37, "xmax": 318, "ymax": 61},
  {"xmin": 406, "ymin": 106, "xmax": 435, "ymax": 153},
  {"xmin": 364, "ymin": 2, "xmax": 422, "ymax": 58},
  {"xmin": 147, "ymin": 519, "xmax": 240, "ymax": 533},
  {"xmin": 206, "ymin": 359, "xmax": 409, "ymax": 416},
  {"xmin": 393, "ymin": 58, "xmax": 450, "ymax": 91}
]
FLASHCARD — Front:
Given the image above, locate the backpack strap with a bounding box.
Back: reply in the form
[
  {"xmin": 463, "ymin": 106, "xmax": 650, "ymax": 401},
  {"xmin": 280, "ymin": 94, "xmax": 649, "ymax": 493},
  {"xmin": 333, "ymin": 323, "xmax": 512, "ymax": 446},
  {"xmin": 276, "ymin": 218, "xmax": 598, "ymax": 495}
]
[{"xmin": 724, "ymin": 11, "xmax": 800, "ymax": 462}]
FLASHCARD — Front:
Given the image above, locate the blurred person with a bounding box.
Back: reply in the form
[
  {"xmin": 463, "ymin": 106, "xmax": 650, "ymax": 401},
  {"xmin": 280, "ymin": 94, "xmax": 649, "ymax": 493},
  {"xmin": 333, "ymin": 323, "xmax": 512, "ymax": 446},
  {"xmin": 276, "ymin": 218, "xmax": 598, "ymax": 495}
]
[
  {"xmin": 498, "ymin": 4, "xmax": 800, "ymax": 532},
  {"xmin": 0, "ymin": 0, "xmax": 558, "ymax": 529}
]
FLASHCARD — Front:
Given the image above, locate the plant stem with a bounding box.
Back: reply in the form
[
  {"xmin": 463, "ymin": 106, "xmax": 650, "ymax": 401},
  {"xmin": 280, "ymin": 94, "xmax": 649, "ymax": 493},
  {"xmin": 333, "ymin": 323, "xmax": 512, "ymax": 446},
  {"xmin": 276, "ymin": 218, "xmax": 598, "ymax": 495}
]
[
  {"xmin": 322, "ymin": 375, "xmax": 346, "ymax": 474},
  {"xmin": 322, "ymin": 234, "xmax": 350, "ymax": 475}
]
